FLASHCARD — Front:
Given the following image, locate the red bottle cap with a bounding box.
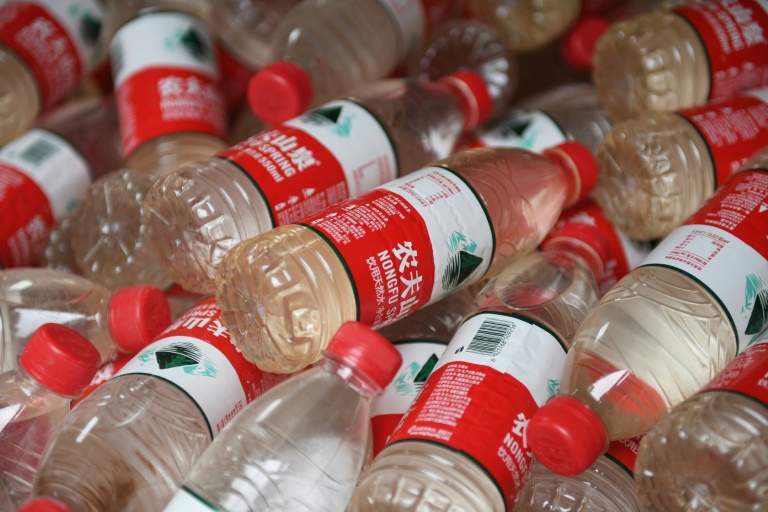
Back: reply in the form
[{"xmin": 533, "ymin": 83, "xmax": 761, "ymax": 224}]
[
  {"xmin": 324, "ymin": 322, "xmax": 403, "ymax": 392},
  {"xmin": 17, "ymin": 499, "xmax": 73, "ymax": 512},
  {"xmin": 527, "ymin": 395, "xmax": 608, "ymax": 476},
  {"xmin": 19, "ymin": 324, "xmax": 101, "ymax": 398},
  {"xmin": 543, "ymin": 142, "xmax": 598, "ymax": 205},
  {"xmin": 248, "ymin": 61, "xmax": 314, "ymax": 124},
  {"xmin": 439, "ymin": 70, "xmax": 493, "ymax": 132},
  {"xmin": 561, "ymin": 16, "xmax": 612, "ymax": 72},
  {"xmin": 108, "ymin": 285, "xmax": 171, "ymax": 354}
]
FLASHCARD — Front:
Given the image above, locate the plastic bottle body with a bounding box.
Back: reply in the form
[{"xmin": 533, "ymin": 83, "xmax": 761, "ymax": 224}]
[{"xmin": 0, "ymin": 46, "xmax": 42, "ymax": 146}]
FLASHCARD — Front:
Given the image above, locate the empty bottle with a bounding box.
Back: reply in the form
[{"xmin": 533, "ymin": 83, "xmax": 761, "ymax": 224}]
[
  {"xmin": 105, "ymin": 0, "xmax": 228, "ymax": 177},
  {"xmin": 215, "ymin": 141, "xmax": 597, "ymax": 369},
  {"xmin": 0, "ymin": 97, "xmax": 120, "ymax": 268},
  {"xmin": 163, "ymin": 322, "xmax": 401, "ymax": 512},
  {"xmin": 144, "ymin": 72, "xmax": 493, "ymax": 294},
  {"xmin": 594, "ymin": 88, "xmax": 768, "ymax": 240},
  {"xmin": 32, "ymin": 297, "xmax": 289, "ymax": 511},
  {"xmin": 634, "ymin": 329, "xmax": 768, "ymax": 512},
  {"xmin": 247, "ymin": 0, "xmax": 457, "ymax": 124},
  {"xmin": 371, "ymin": 288, "xmax": 474, "ymax": 456},
  {"xmin": 0, "ymin": 0, "xmax": 106, "ymax": 145},
  {"xmin": 0, "ymin": 268, "xmax": 171, "ymax": 373},
  {"xmin": 514, "ymin": 437, "xmax": 643, "ymax": 512},
  {"xmin": 0, "ymin": 324, "xmax": 100, "ymax": 510},
  {"xmin": 593, "ymin": 0, "xmax": 768, "ymax": 120},
  {"xmin": 349, "ymin": 195, "xmax": 611, "ymax": 511},
  {"xmin": 527, "ymin": 147, "xmax": 768, "ymax": 477}
]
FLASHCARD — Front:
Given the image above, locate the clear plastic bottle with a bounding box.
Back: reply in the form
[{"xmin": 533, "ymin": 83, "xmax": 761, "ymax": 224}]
[
  {"xmin": 634, "ymin": 330, "xmax": 768, "ymax": 511},
  {"xmin": 0, "ymin": 0, "xmax": 106, "ymax": 145},
  {"xmin": 593, "ymin": 1, "xmax": 768, "ymax": 120},
  {"xmin": 105, "ymin": 0, "xmax": 228, "ymax": 177},
  {"xmin": 593, "ymin": 88, "xmax": 768, "ymax": 241},
  {"xmin": 32, "ymin": 298, "xmax": 289, "ymax": 512},
  {"xmin": 0, "ymin": 324, "xmax": 100, "ymax": 510},
  {"xmin": 215, "ymin": 141, "xmax": 597, "ymax": 373},
  {"xmin": 0, "ymin": 268, "xmax": 171, "ymax": 373},
  {"xmin": 514, "ymin": 438, "xmax": 643, "ymax": 512},
  {"xmin": 40, "ymin": 216, "xmax": 81, "ymax": 275},
  {"xmin": 348, "ymin": 201, "xmax": 609, "ymax": 511},
  {"xmin": 143, "ymin": 72, "xmax": 493, "ymax": 294},
  {"xmin": 526, "ymin": 148, "xmax": 768, "ymax": 477},
  {"xmin": 247, "ymin": 0, "xmax": 457, "ymax": 124},
  {"xmin": 162, "ymin": 322, "xmax": 401, "ymax": 512}
]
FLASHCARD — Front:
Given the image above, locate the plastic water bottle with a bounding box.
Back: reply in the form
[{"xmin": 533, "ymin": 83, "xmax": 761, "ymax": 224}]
[
  {"xmin": 0, "ymin": 324, "xmax": 100, "ymax": 509},
  {"xmin": 349, "ymin": 195, "xmax": 612, "ymax": 511},
  {"xmin": 0, "ymin": 268, "xmax": 171, "ymax": 373},
  {"xmin": 143, "ymin": 72, "xmax": 493, "ymax": 294},
  {"xmin": 594, "ymin": 88, "xmax": 768, "ymax": 241},
  {"xmin": 105, "ymin": 0, "xmax": 228, "ymax": 176},
  {"xmin": 634, "ymin": 329, "xmax": 768, "ymax": 511},
  {"xmin": 32, "ymin": 298, "xmax": 289, "ymax": 511},
  {"xmin": 0, "ymin": 97, "xmax": 120, "ymax": 268},
  {"xmin": 247, "ymin": 0, "xmax": 458, "ymax": 124},
  {"xmin": 371, "ymin": 288, "xmax": 474, "ymax": 456},
  {"xmin": 215, "ymin": 142, "xmax": 598, "ymax": 374},
  {"xmin": 0, "ymin": 0, "xmax": 106, "ymax": 145},
  {"xmin": 514, "ymin": 437, "xmax": 644, "ymax": 512},
  {"xmin": 527, "ymin": 146, "xmax": 768, "ymax": 477},
  {"xmin": 593, "ymin": 0, "xmax": 768, "ymax": 120},
  {"xmin": 162, "ymin": 322, "xmax": 401, "ymax": 512}
]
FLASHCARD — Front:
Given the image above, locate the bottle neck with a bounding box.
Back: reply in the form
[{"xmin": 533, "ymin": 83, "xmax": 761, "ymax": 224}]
[
  {"xmin": 543, "ymin": 146, "xmax": 583, "ymax": 207},
  {"xmin": 542, "ymin": 237, "xmax": 605, "ymax": 282},
  {"xmin": 321, "ymin": 357, "xmax": 382, "ymax": 401},
  {"xmin": 15, "ymin": 364, "xmax": 77, "ymax": 402}
]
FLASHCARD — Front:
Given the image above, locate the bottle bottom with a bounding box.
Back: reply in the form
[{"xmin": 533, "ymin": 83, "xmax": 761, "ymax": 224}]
[{"xmin": 0, "ymin": 46, "xmax": 41, "ymax": 146}]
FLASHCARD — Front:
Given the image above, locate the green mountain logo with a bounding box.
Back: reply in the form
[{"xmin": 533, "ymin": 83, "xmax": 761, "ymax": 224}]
[
  {"xmin": 497, "ymin": 117, "xmax": 538, "ymax": 149},
  {"xmin": 546, "ymin": 379, "xmax": 561, "ymax": 398},
  {"xmin": 139, "ymin": 341, "xmax": 217, "ymax": 378},
  {"xmin": 393, "ymin": 353, "xmax": 440, "ymax": 396},
  {"xmin": 303, "ymin": 106, "xmax": 352, "ymax": 137},
  {"xmin": 179, "ymin": 28, "xmax": 209, "ymax": 60},
  {"xmin": 442, "ymin": 232, "xmax": 483, "ymax": 291},
  {"xmin": 744, "ymin": 274, "xmax": 768, "ymax": 336},
  {"xmin": 79, "ymin": 13, "xmax": 102, "ymax": 46}
]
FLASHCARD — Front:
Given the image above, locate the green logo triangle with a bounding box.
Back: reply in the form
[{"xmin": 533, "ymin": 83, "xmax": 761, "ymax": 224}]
[
  {"xmin": 180, "ymin": 28, "xmax": 208, "ymax": 60},
  {"xmin": 414, "ymin": 353, "xmax": 439, "ymax": 383},
  {"xmin": 746, "ymin": 289, "xmax": 768, "ymax": 335},
  {"xmin": 79, "ymin": 13, "xmax": 101, "ymax": 46},
  {"xmin": 500, "ymin": 119, "xmax": 531, "ymax": 139},
  {"xmin": 310, "ymin": 106, "xmax": 342, "ymax": 124},
  {"xmin": 155, "ymin": 342, "xmax": 202, "ymax": 370}
]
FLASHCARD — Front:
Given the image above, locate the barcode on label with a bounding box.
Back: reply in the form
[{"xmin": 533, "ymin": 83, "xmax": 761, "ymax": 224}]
[
  {"xmin": 466, "ymin": 318, "xmax": 514, "ymax": 356},
  {"xmin": 20, "ymin": 139, "xmax": 59, "ymax": 166}
]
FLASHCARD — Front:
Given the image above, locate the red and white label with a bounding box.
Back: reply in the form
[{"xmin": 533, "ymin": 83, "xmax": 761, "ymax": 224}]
[
  {"xmin": 116, "ymin": 298, "xmax": 289, "ymax": 438},
  {"xmin": 219, "ymin": 100, "xmax": 397, "ymax": 228},
  {"xmin": 641, "ymin": 170, "xmax": 768, "ymax": 352},
  {"xmin": 301, "ymin": 166, "xmax": 494, "ymax": 329},
  {"xmin": 0, "ymin": 0, "xmax": 103, "ymax": 108},
  {"xmin": 0, "ymin": 128, "xmax": 91, "ymax": 267},
  {"xmin": 465, "ymin": 109, "xmax": 571, "ymax": 153},
  {"xmin": 371, "ymin": 339, "xmax": 448, "ymax": 457},
  {"xmin": 111, "ymin": 12, "xmax": 226, "ymax": 157},
  {"xmin": 377, "ymin": 0, "xmax": 454, "ymax": 57},
  {"xmin": 605, "ymin": 436, "xmax": 642, "ymax": 476},
  {"xmin": 677, "ymin": 89, "xmax": 768, "ymax": 185},
  {"xmin": 387, "ymin": 312, "xmax": 568, "ymax": 508},
  {"xmin": 700, "ymin": 329, "xmax": 768, "ymax": 403},
  {"xmin": 674, "ymin": 0, "xmax": 768, "ymax": 101}
]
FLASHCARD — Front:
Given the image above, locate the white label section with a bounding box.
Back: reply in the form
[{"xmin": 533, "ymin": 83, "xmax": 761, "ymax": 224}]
[
  {"xmin": 746, "ymin": 86, "xmax": 768, "ymax": 104},
  {"xmin": 285, "ymin": 100, "xmax": 398, "ymax": 195},
  {"xmin": 0, "ymin": 128, "xmax": 90, "ymax": 218},
  {"xmin": 163, "ymin": 487, "xmax": 218, "ymax": 512},
  {"xmin": 616, "ymin": 229, "xmax": 653, "ymax": 271},
  {"xmin": 476, "ymin": 109, "xmax": 570, "ymax": 153},
  {"xmin": 110, "ymin": 12, "xmax": 218, "ymax": 86},
  {"xmin": 116, "ymin": 335, "xmax": 247, "ymax": 437},
  {"xmin": 379, "ymin": 166, "xmax": 495, "ymax": 303},
  {"xmin": 372, "ymin": 340, "xmax": 448, "ymax": 417},
  {"xmin": 435, "ymin": 313, "xmax": 568, "ymax": 406},
  {"xmin": 377, "ymin": 0, "xmax": 426, "ymax": 55},
  {"xmin": 641, "ymin": 224, "xmax": 768, "ymax": 352},
  {"xmin": 35, "ymin": 0, "xmax": 103, "ymax": 67}
]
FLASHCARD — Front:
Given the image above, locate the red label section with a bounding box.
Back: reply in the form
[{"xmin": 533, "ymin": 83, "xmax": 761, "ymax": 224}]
[
  {"xmin": 0, "ymin": 162, "xmax": 54, "ymax": 268},
  {"xmin": 701, "ymin": 341, "xmax": 768, "ymax": 405},
  {"xmin": 218, "ymin": 127, "xmax": 348, "ymax": 227},
  {"xmin": 215, "ymin": 43, "xmax": 256, "ymax": 114},
  {"xmin": 674, "ymin": 0, "xmax": 768, "ymax": 101},
  {"xmin": 116, "ymin": 67, "xmax": 227, "ymax": 157},
  {"xmin": 372, "ymin": 414, "xmax": 403, "ymax": 457},
  {"xmin": 301, "ymin": 189, "xmax": 436, "ymax": 329},
  {"xmin": 678, "ymin": 94, "xmax": 768, "ymax": 185},
  {"xmin": 0, "ymin": 2, "xmax": 84, "ymax": 108},
  {"xmin": 605, "ymin": 436, "xmax": 642, "ymax": 476},
  {"xmin": 388, "ymin": 363, "xmax": 537, "ymax": 509}
]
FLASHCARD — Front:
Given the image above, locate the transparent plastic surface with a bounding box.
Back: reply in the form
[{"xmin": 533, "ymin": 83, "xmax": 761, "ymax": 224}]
[
  {"xmin": 377, "ymin": 288, "xmax": 474, "ymax": 343},
  {"xmin": 33, "ymin": 375, "xmax": 210, "ymax": 512},
  {"xmin": 144, "ymin": 78, "xmax": 467, "ymax": 294},
  {"xmin": 0, "ymin": 45, "xmax": 41, "ymax": 145},
  {"xmin": 176, "ymin": 359, "xmax": 375, "ymax": 511},
  {"xmin": 593, "ymin": 112, "xmax": 713, "ymax": 240},
  {"xmin": 216, "ymin": 147, "xmax": 580, "ymax": 373},
  {"xmin": 513, "ymin": 456, "xmax": 642, "ymax": 512},
  {"xmin": 227, "ymin": 108, "xmax": 267, "ymax": 145},
  {"xmin": 40, "ymin": 216, "xmax": 81, "ymax": 275},
  {"xmin": 592, "ymin": 11, "xmax": 710, "ymax": 120},
  {"xmin": 465, "ymin": 0, "xmax": 582, "ymax": 53},
  {"xmin": 0, "ymin": 369, "xmax": 73, "ymax": 510},
  {"xmin": 0, "ymin": 269, "xmax": 125, "ymax": 373},
  {"xmin": 635, "ymin": 391, "xmax": 768, "ymax": 512}
]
